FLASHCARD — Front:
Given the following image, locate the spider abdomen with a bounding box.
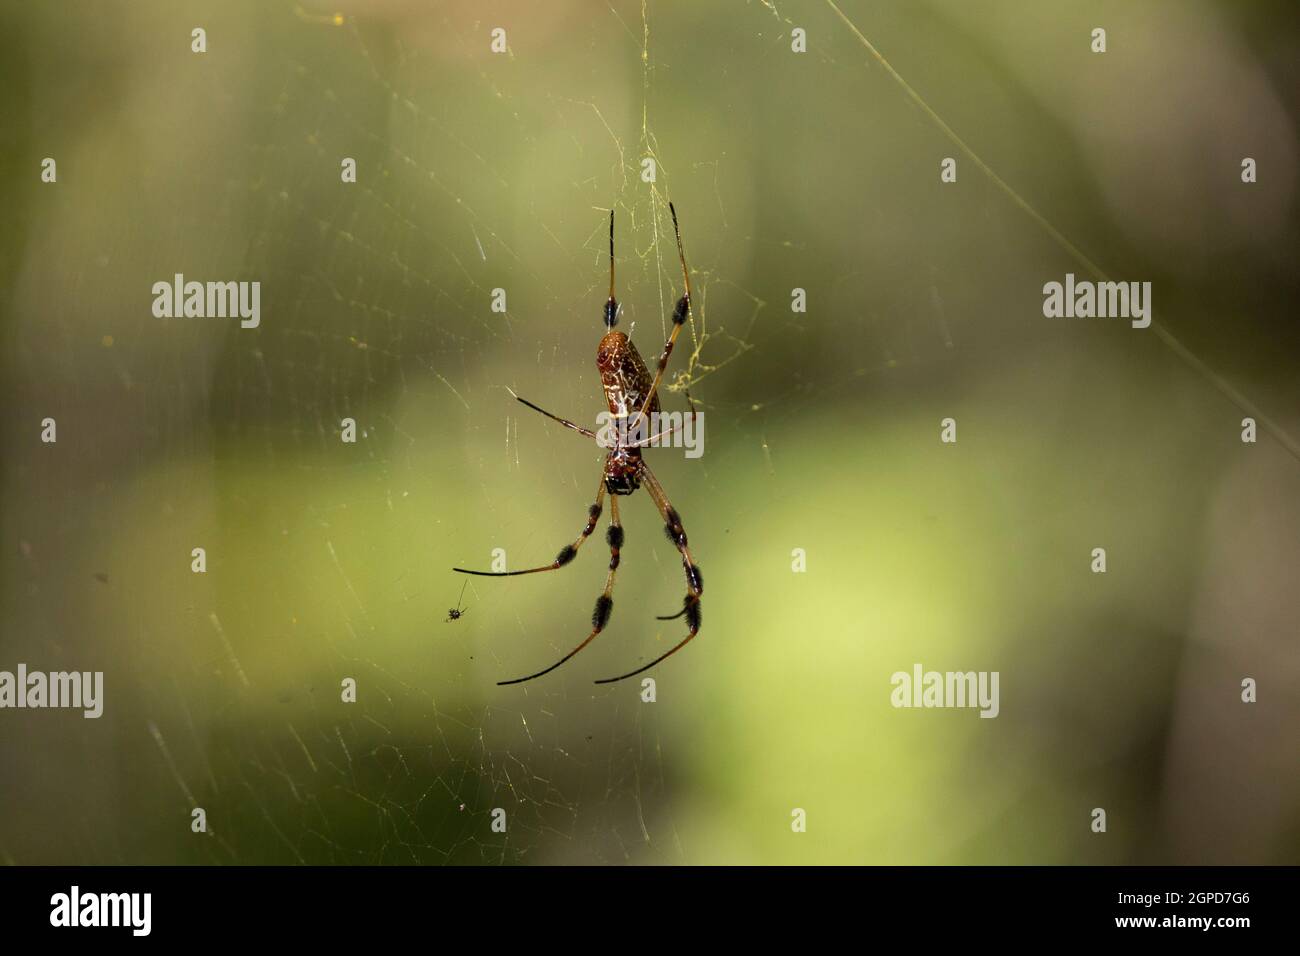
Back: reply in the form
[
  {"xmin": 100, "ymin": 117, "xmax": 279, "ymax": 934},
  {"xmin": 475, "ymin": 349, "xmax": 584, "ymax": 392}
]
[{"xmin": 596, "ymin": 330, "xmax": 659, "ymax": 421}]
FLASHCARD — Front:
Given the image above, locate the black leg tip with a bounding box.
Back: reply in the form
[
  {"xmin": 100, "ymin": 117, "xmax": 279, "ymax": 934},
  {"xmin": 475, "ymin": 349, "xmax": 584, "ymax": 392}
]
[
  {"xmin": 592, "ymin": 594, "xmax": 614, "ymax": 630},
  {"xmin": 685, "ymin": 598, "xmax": 702, "ymax": 631}
]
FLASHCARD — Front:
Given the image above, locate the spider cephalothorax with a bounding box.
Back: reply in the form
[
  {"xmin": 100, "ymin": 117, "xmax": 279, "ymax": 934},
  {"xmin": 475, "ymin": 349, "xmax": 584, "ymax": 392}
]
[
  {"xmin": 453, "ymin": 204, "xmax": 702, "ymax": 685},
  {"xmin": 603, "ymin": 447, "xmax": 644, "ymax": 496}
]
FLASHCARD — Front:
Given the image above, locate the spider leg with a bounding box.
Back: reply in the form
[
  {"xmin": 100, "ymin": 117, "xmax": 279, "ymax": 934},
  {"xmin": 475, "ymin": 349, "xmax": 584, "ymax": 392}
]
[
  {"xmin": 499, "ymin": 497, "xmax": 625, "ymax": 685},
  {"xmin": 453, "ymin": 477, "xmax": 606, "ymax": 577},
  {"xmin": 628, "ymin": 395, "xmax": 701, "ymax": 450},
  {"xmin": 655, "ymin": 603, "xmax": 689, "ymax": 621},
  {"xmin": 507, "ymin": 387, "xmax": 597, "ymax": 440},
  {"xmin": 595, "ymin": 461, "xmax": 701, "ymax": 684},
  {"xmin": 627, "ymin": 202, "xmax": 692, "ymax": 439}
]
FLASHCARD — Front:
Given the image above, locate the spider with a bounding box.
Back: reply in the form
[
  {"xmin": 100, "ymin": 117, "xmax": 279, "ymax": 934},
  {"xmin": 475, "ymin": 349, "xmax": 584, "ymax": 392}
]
[
  {"xmin": 445, "ymin": 580, "xmax": 469, "ymax": 622},
  {"xmin": 454, "ymin": 203, "xmax": 702, "ymax": 686}
]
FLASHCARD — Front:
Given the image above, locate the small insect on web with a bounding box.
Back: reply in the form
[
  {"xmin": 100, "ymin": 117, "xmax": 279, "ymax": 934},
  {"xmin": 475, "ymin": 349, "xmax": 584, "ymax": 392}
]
[
  {"xmin": 446, "ymin": 580, "xmax": 469, "ymax": 623},
  {"xmin": 453, "ymin": 203, "xmax": 703, "ymax": 685}
]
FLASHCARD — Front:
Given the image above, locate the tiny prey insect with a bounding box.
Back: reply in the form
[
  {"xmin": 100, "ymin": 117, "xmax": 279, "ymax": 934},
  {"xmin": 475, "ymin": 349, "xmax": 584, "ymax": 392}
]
[
  {"xmin": 446, "ymin": 580, "xmax": 469, "ymax": 622},
  {"xmin": 454, "ymin": 203, "xmax": 702, "ymax": 685}
]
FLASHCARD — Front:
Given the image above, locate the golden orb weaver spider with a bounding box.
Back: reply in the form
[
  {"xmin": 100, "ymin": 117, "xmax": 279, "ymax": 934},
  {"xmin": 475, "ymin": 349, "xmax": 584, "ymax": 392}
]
[{"xmin": 454, "ymin": 204, "xmax": 702, "ymax": 685}]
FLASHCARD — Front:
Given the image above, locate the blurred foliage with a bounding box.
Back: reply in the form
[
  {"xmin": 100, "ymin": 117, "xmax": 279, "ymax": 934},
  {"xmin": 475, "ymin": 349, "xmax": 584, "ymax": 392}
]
[{"xmin": 1, "ymin": 0, "xmax": 1297, "ymax": 864}]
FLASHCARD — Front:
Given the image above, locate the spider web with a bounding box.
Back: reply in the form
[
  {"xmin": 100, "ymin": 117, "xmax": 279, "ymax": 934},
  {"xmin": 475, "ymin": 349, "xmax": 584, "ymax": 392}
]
[
  {"xmin": 149, "ymin": 0, "xmax": 1300, "ymax": 866},
  {"xmin": 148, "ymin": 1, "xmax": 770, "ymax": 865},
  {"xmin": 2, "ymin": 0, "xmax": 1296, "ymax": 866}
]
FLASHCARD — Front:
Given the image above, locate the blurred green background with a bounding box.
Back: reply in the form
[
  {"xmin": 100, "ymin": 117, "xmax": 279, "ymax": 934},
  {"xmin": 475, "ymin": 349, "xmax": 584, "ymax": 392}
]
[{"xmin": 1, "ymin": 0, "xmax": 1297, "ymax": 864}]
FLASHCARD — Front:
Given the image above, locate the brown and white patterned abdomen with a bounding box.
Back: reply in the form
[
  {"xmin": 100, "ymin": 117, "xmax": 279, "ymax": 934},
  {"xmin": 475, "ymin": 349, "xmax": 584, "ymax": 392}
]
[{"xmin": 596, "ymin": 330, "xmax": 660, "ymax": 421}]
